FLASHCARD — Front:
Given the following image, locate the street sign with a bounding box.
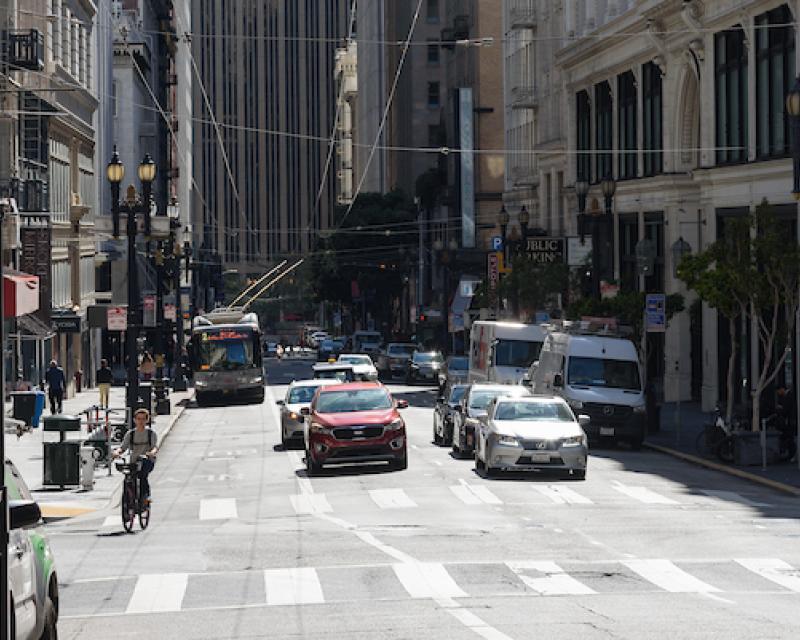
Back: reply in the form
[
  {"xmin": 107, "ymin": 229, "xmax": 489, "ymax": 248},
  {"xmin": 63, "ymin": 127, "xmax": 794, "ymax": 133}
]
[
  {"xmin": 143, "ymin": 295, "xmax": 156, "ymax": 327},
  {"xmin": 51, "ymin": 312, "xmax": 81, "ymax": 333},
  {"xmin": 491, "ymin": 236, "xmax": 504, "ymax": 251},
  {"xmin": 107, "ymin": 306, "xmax": 127, "ymax": 331},
  {"xmin": 487, "ymin": 252, "xmax": 500, "ymax": 291},
  {"xmin": 645, "ymin": 293, "xmax": 666, "ymax": 333},
  {"xmin": 525, "ymin": 237, "xmax": 565, "ymax": 264},
  {"xmin": 164, "ymin": 304, "xmax": 177, "ymax": 321}
]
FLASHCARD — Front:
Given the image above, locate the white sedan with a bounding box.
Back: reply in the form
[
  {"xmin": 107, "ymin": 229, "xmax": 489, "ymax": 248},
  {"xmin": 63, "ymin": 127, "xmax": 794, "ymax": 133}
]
[
  {"xmin": 337, "ymin": 354, "xmax": 379, "ymax": 381},
  {"xmin": 474, "ymin": 396, "xmax": 589, "ymax": 479}
]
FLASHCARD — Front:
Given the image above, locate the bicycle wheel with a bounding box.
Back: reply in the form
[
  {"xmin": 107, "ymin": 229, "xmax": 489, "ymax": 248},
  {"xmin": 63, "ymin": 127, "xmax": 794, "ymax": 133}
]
[
  {"xmin": 121, "ymin": 482, "xmax": 136, "ymax": 532},
  {"xmin": 716, "ymin": 436, "xmax": 736, "ymax": 463},
  {"xmin": 696, "ymin": 425, "xmax": 725, "ymax": 457},
  {"xmin": 139, "ymin": 499, "xmax": 151, "ymax": 530}
]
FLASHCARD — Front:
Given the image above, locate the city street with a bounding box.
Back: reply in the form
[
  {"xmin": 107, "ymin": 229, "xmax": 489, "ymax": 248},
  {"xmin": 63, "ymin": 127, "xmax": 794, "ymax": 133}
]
[{"xmin": 50, "ymin": 359, "xmax": 800, "ymax": 639}]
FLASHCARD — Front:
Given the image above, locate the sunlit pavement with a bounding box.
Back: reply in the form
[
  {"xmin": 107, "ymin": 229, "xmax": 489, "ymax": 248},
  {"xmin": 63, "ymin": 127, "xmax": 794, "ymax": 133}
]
[{"xmin": 51, "ymin": 359, "xmax": 800, "ymax": 639}]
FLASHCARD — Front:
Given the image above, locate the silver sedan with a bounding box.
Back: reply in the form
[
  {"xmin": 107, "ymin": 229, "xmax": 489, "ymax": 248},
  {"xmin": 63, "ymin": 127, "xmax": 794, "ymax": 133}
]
[{"xmin": 474, "ymin": 396, "xmax": 589, "ymax": 479}]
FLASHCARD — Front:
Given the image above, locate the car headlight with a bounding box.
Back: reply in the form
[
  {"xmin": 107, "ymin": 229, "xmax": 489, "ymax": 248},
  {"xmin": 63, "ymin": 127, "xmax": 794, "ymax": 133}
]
[
  {"xmin": 310, "ymin": 422, "xmax": 333, "ymax": 435},
  {"xmin": 386, "ymin": 418, "xmax": 404, "ymax": 430},
  {"xmin": 562, "ymin": 434, "xmax": 587, "ymax": 447},
  {"xmin": 633, "ymin": 404, "xmax": 647, "ymax": 414},
  {"xmin": 251, "ymin": 376, "xmax": 264, "ymax": 384},
  {"xmin": 495, "ymin": 434, "xmax": 519, "ymax": 447},
  {"xmin": 289, "ymin": 412, "xmax": 300, "ymax": 421},
  {"xmin": 195, "ymin": 380, "xmax": 207, "ymax": 388},
  {"xmin": 568, "ymin": 399, "xmax": 584, "ymax": 410}
]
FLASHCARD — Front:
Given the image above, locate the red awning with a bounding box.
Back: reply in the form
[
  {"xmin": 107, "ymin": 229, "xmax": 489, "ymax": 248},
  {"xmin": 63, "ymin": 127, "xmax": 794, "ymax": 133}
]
[{"xmin": 3, "ymin": 271, "xmax": 39, "ymax": 318}]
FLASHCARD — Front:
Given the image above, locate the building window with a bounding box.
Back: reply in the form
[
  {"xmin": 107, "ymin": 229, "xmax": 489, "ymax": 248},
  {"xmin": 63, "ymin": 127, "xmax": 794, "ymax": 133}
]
[
  {"xmin": 595, "ymin": 81, "xmax": 612, "ymax": 181},
  {"xmin": 427, "ymin": 41, "xmax": 440, "ymax": 64},
  {"xmin": 715, "ymin": 27, "xmax": 748, "ymax": 164},
  {"xmin": 643, "ymin": 62, "xmax": 663, "ymax": 175},
  {"xmin": 426, "ymin": 0, "xmax": 439, "ymax": 23},
  {"xmin": 428, "ymin": 124, "xmax": 442, "ymax": 146},
  {"xmin": 618, "ymin": 214, "xmax": 639, "ymax": 292},
  {"xmin": 576, "ymin": 90, "xmax": 591, "ymax": 182},
  {"xmin": 756, "ymin": 5, "xmax": 795, "ymax": 158},
  {"xmin": 427, "ymin": 81, "xmax": 440, "ymax": 108},
  {"xmin": 618, "ymin": 71, "xmax": 637, "ymax": 179}
]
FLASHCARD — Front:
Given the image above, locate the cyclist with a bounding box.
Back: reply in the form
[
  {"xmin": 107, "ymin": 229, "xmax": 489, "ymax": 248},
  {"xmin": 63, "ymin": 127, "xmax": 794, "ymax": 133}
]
[{"xmin": 113, "ymin": 408, "xmax": 159, "ymax": 503}]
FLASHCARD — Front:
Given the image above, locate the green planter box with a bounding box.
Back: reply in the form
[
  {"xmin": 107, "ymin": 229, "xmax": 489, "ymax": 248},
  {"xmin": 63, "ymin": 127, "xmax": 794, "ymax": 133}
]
[{"xmin": 733, "ymin": 431, "xmax": 780, "ymax": 466}]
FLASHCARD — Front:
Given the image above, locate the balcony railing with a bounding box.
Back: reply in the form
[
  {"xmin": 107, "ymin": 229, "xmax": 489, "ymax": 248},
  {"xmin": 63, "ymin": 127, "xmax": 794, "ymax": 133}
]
[
  {"xmin": 4, "ymin": 29, "xmax": 45, "ymax": 71},
  {"xmin": 510, "ymin": 85, "xmax": 539, "ymax": 110},
  {"xmin": 509, "ymin": 7, "xmax": 537, "ymax": 30}
]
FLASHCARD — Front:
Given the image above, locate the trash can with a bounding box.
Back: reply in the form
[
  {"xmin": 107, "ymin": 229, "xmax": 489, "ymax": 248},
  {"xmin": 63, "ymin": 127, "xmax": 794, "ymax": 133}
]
[
  {"xmin": 80, "ymin": 446, "xmax": 95, "ymax": 490},
  {"xmin": 10, "ymin": 392, "xmax": 37, "ymax": 426},
  {"xmin": 43, "ymin": 441, "xmax": 81, "ymax": 487},
  {"xmin": 32, "ymin": 390, "xmax": 46, "ymax": 428},
  {"xmin": 42, "ymin": 415, "xmax": 82, "ymax": 432}
]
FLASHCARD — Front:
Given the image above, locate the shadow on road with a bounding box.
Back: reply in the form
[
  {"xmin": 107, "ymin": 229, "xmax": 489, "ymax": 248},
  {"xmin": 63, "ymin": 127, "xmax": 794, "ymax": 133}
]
[{"xmin": 294, "ymin": 463, "xmax": 398, "ymax": 479}]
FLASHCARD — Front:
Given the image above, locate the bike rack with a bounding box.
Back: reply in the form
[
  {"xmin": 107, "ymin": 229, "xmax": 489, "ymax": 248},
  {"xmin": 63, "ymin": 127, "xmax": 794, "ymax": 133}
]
[{"xmin": 80, "ymin": 405, "xmax": 131, "ymax": 476}]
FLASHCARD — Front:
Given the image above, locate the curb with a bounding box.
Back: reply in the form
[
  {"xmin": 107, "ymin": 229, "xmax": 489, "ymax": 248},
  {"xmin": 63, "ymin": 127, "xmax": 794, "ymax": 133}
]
[{"xmin": 644, "ymin": 441, "xmax": 800, "ymax": 497}]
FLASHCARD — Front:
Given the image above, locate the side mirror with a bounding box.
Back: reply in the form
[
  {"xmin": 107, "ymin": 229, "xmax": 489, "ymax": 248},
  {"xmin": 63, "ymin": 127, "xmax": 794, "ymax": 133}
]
[
  {"xmin": 10, "ymin": 500, "xmax": 41, "ymax": 529},
  {"xmin": 396, "ymin": 399, "xmax": 409, "ymax": 409},
  {"xmin": 436, "ymin": 396, "xmax": 445, "ymax": 404},
  {"xmin": 300, "ymin": 407, "xmax": 311, "ymax": 416},
  {"xmin": 553, "ymin": 373, "xmax": 564, "ymax": 388},
  {"xmin": 276, "ymin": 400, "xmax": 285, "ymax": 406},
  {"xmin": 578, "ymin": 414, "xmax": 591, "ymax": 428}
]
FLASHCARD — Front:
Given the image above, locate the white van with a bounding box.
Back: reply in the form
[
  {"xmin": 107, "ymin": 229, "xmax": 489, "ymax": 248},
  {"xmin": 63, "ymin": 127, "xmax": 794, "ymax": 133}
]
[
  {"xmin": 352, "ymin": 331, "xmax": 383, "ymax": 354},
  {"xmin": 531, "ymin": 324, "xmax": 646, "ymax": 448},
  {"xmin": 468, "ymin": 321, "xmax": 546, "ymax": 385}
]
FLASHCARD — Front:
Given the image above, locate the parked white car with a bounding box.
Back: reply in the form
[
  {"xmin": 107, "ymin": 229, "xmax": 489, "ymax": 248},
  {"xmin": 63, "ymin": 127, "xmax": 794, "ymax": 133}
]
[
  {"xmin": 474, "ymin": 396, "xmax": 589, "ymax": 479},
  {"xmin": 337, "ymin": 354, "xmax": 379, "ymax": 381}
]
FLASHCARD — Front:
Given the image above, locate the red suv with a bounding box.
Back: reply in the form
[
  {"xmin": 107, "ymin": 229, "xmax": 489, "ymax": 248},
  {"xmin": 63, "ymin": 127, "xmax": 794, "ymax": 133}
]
[{"xmin": 302, "ymin": 382, "xmax": 409, "ymax": 474}]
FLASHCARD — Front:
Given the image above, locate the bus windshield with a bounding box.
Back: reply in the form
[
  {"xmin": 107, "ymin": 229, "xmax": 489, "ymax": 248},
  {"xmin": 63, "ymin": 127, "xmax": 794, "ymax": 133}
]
[
  {"xmin": 196, "ymin": 331, "xmax": 257, "ymax": 371},
  {"xmin": 494, "ymin": 340, "xmax": 542, "ymax": 368}
]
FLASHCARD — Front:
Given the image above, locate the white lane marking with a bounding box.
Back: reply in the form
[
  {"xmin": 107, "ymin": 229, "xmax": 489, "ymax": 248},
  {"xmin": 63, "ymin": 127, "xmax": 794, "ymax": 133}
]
[
  {"xmin": 450, "ymin": 485, "xmax": 482, "ymax": 505},
  {"xmin": 700, "ymin": 490, "xmax": 772, "ymax": 508},
  {"xmin": 469, "ymin": 485, "xmax": 503, "ymax": 505},
  {"xmin": 393, "ymin": 562, "xmax": 468, "ymax": 599},
  {"xmin": 623, "ymin": 559, "xmax": 720, "ymax": 593},
  {"xmin": 126, "ymin": 573, "xmax": 189, "ymax": 613},
  {"xmin": 613, "ymin": 482, "xmax": 678, "ymax": 505},
  {"xmin": 264, "ymin": 568, "xmax": 325, "ymax": 606},
  {"xmin": 736, "ymin": 558, "xmax": 800, "ymax": 592},
  {"xmin": 433, "ymin": 460, "xmax": 443, "ymax": 466},
  {"xmin": 450, "ymin": 480, "xmax": 502, "ymax": 505},
  {"xmin": 199, "ymin": 498, "xmax": 238, "ymax": 520},
  {"xmin": 446, "ymin": 608, "xmax": 516, "ymax": 640},
  {"xmin": 101, "ymin": 516, "xmax": 118, "ymax": 528},
  {"xmin": 354, "ymin": 531, "xmax": 415, "ymax": 563},
  {"xmin": 506, "ymin": 561, "xmax": 596, "ymax": 596},
  {"xmin": 369, "ymin": 488, "xmax": 417, "ymax": 509},
  {"xmin": 290, "ymin": 494, "xmax": 333, "ymax": 515},
  {"xmin": 535, "ymin": 485, "xmax": 594, "ymax": 505}
]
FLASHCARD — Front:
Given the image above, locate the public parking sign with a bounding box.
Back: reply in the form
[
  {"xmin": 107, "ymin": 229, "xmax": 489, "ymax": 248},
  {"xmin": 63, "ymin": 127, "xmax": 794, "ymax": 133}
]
[{"xmin": 645, "ymin": 293, "xmax": 666, "ymax": 333}]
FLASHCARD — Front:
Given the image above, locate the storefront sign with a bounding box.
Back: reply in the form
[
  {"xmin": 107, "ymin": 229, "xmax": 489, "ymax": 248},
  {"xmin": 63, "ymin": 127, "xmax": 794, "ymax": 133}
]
[
  {"xmin": 107, "ymin": 306, "xmax": 127, "ymax": 331},
  {"xmin": 51, "ymin": 312, "xmax": 81, "ymax": 333},
  {"xmin": 487, "ymin": 252, "xmax": 500, "ymax": 291},
  {"xmin": 567, "ymin": 237, "xmax": 593, "ymax": 267},
  {"xmin": 525, "ymin": 237, "xmax": 565, "ymax": 264},
  {"xmin": 164, "ymin": 303, "xmax": 177, "ymax": 321},
  {"xmin": 19, "ymin": 223, "xmax": 52, "ymax": 323}
]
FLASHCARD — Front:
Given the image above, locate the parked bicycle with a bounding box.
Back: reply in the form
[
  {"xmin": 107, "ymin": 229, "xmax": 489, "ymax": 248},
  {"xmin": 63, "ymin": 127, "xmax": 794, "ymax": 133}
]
[
  {"xmin": 695, "ymin": 405, "xmax": 745, "ymax": 463},
  {"xmin": 115, "ymin": 455, "xmax": 151, "ymax": 532}
]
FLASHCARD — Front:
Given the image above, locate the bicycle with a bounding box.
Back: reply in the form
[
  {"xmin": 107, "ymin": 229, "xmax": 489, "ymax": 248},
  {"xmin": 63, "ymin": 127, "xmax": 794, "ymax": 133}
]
[
  {"xmin": 695, "ymin": 405, "xmax": 743, "ymax": 463},
  {"xmin": 115, "ymin": 455, "xmax": 151, "ymax": 532}
]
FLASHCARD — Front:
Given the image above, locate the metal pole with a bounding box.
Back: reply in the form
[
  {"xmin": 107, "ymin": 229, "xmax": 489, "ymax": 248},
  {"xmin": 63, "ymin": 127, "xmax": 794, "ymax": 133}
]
[
  {"xmin": 592, "ymin": 216, "xmax": 601, "ymax": 300},
  {"xmin": 154, "ymin": 244, "xmax": 165, "ymax": 379},
  {"xmin": 126, "ymin": 201, "xmax": 140, "ymax": 425},
  {"xmin": 173, "ymin": 244, "xmax": 187, "ymax": 391},
  {"xmin": 1, "ymin": 203, "xmax": 9, "ymax": 639},
  {"xmin": 418, "ymin": 204, "xmax": 425, "ymax": 320}
]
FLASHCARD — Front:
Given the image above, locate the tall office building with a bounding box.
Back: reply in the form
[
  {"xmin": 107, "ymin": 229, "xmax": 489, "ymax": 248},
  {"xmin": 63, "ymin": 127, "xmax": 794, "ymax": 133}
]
[{"xmin": 191, "ymin": 0, "xmax": 350, "ymax": 270}]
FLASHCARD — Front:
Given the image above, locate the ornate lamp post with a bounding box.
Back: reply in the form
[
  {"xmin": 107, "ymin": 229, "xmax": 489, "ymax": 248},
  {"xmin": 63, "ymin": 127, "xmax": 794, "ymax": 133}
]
[
  {"xmin": 108, "ymin": 151, "xmax": 156, "ymax": 420},
  {"xmin": 590, "ymin": 175, "xmax": 616, "ymax": 299},
  {"xmin": 498, "ymin": 204, "xmax": 510, "ymax": 265},
  {"xmin": 575, "ymin": 179, "xmax": 590, "ymax": 242}
]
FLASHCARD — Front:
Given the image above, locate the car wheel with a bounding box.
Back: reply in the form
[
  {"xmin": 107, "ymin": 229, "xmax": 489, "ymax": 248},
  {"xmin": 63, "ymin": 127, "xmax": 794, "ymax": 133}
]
[
  {"xmin": 40, "ymin": 595, "xmax": 57, "ymax": 640},
  {"xmin": 433, "ymin": 423, "xmax": 442, "ymax": 445},
  {"xmin": 569, "ymin": 469, "xmax": 587, "ymax": 481},
  {"xmin": 475, "ymin": 451, "xmax": 485, "ymax": 471},
  {"xmin": 393, "ymin": 449, "xmax": 408, "ymax": 470},
  {"xmin": 305, "ymin": 451, "xmax": 322, "ymax": 476},
  {"xmin": 195, "ymin": 392, "xmax": 208, "ymax": 407},
  {"xmin": 280, "ymin": 426, "xmax": 288, "ymax": 450},
  {"xmin": 629, "ymin": 434, "xmax": 644, "ymax": 451},
  {"xmin": 486, "ymin": 465, "xmax": 500, "ymax": 478}
]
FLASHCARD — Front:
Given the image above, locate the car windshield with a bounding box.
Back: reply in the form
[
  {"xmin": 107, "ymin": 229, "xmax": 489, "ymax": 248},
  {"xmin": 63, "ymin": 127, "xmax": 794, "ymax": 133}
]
[
  {"xmin": 316, "ymin": 388, "xmax": 393, "ymax": 413},
  {"xmin": 414, "ymin": 352, "xmax": 443, "ymax": 364},
  {"xmin": 494, "ymin": 339, "xmax": 542, "ymax": 368},
  {"xmin": 568, "ymin": 357, "xmax": 642, "ymax": 390},
  {"xmin": 316, "ymin": 370, "xmax": 352, "ymax": 382},
  {"xmin": 449, "ymin": 386, "xmax": 467, "ymax": 403},
  {"xmin": 469, "ymin": 389, "xmax": 515, "ymax": 409},
  {"xmin": 495, "ymin": 401, "xmax": 574, "ymax": 422},
  {"xmin": 288, "ymin": 386, "xmax": 320, "ymax": 404},
  {"xmin": 339, "ymin": 356, "xmax": 372, "ymax": 365},
  {"xmin": 447, "ymin": 356, "xmax": 468, "ymax": 371},
  {"xmin": 321, "ymin": 341, "xmax": 334, "ymax": 349},
  {"xmin": 388, "ymin": 345, "xmax": 416, "ymax": 356}
]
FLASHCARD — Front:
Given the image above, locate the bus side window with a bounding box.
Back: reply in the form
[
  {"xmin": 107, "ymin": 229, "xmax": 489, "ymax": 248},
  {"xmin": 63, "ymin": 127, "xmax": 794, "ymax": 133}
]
[{"xmin": 253, "ymin": 335, "xmax": 263, "ymax": 367}]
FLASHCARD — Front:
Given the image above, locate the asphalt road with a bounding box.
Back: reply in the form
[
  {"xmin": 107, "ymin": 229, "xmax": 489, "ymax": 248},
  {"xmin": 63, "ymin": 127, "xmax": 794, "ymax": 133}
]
[{"xmin": 49, "ymin": 358, "xmax": 800, "ymax": 639}]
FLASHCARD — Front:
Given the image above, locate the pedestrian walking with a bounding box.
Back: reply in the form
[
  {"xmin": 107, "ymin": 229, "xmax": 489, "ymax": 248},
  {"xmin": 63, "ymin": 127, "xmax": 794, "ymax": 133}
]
[
  {"xmin": 44, "ymin": 360, "xmax": 65, "ymax": 414},
  {"xmin": 140, "ymin": 352, "xmax": 156, "ymax": 381},
  {"xmin": 97, "ymin": 358, "xmax": 113, "ymax": 409}
]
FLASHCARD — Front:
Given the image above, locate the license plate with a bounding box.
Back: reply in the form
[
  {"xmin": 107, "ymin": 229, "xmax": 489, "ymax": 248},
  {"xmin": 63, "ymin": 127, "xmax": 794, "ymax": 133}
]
[
  {"xmin": 531, "ymin": 452, "xmax": 550, "ymax": 463},
  {"xmin": 600, "ymin": 427, "xmax": 615, "ymax": 436}
]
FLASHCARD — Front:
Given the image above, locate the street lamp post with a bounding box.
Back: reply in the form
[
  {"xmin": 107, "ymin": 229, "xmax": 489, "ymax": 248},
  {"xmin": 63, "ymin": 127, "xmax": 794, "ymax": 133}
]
[
  {"xmin": 785, "ymin": 76, "xmax": 800, "ymax": 470},
  {"xmin": 170, "ymin": 215, "xmax": 189, "ymax": 392},
  {"xmin": 498, "ymin": 205, "xmax": 510, "ymax": 266},
  {"xmin": 108, "ymin": 151, "xmax": 156, "ymax": 422},
  {"xmin": 575, "ymin": 180, "xmax": 590, "ymax": 243},
  {"xmin": 591, "ymin": 175, "xmax": 616, "ymax": 300}
]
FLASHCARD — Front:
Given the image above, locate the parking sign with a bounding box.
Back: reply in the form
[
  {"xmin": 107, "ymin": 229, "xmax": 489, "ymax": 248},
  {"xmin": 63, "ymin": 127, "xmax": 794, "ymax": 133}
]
[{"xmin": 645, "ymin": 293, "xmax": 666, "ymax": 333}]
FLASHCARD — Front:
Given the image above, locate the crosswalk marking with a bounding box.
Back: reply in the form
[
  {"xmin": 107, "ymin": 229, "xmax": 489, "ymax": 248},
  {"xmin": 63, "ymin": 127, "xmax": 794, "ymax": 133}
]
[
  {"xmin": 101, "ymin": 515, "xmax": 118, "ymax": 528},
  {"xmin": 264, "ymin": 568, "xmax": 325, "ymax": 606},
  {"xmin": 506, "ymin": 561, "xmax": 596, "ymax": 595},
  {"xmin": 450, "ymin": 483, "xmax": 503, "ymax": 506},
  {"xmin": 535, "ymin": 485, "xmax": 593, "ymax": 505},
  {"xmin": 369, "ymin": 488, "xmax": 417, "ymax": 509},
  {"xmin": 199, "ymin": 498, "xmax": 238, "ymax": 520},
  {"xmin": 736, "ymin": 558, "xmax": 800, "ymax": 592},
  {"xmin": 126, "ymin": 573, "xmax": 189, "ymax": 613},
  {"xmin": 290, "ymin": 493, "xmax": 333, "ymax": 515},
  {"xmin": 393, "ymin": 562, "xmax": 467, "ymax": 599},
  {"xmin": 700, "ymin": 490, "xmax": 772, "ymax": 508},
  {"xmin": 623, "ymin": 560, "xmax": 720, "ymax": 593},
  {"xmin": 613, "ymin": 483, "xmax": 678, "ymax": 505}
]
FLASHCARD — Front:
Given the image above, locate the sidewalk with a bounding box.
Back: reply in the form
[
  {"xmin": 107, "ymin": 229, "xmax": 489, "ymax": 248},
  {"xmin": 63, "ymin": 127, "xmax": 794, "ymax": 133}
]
[
  {"xmin": 646, "ymin": 401, "xmax": 800, "ymax": 496},
  {"xmin": 4, "ymin": 384, "xmax": 193, "ymax": 520}
]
